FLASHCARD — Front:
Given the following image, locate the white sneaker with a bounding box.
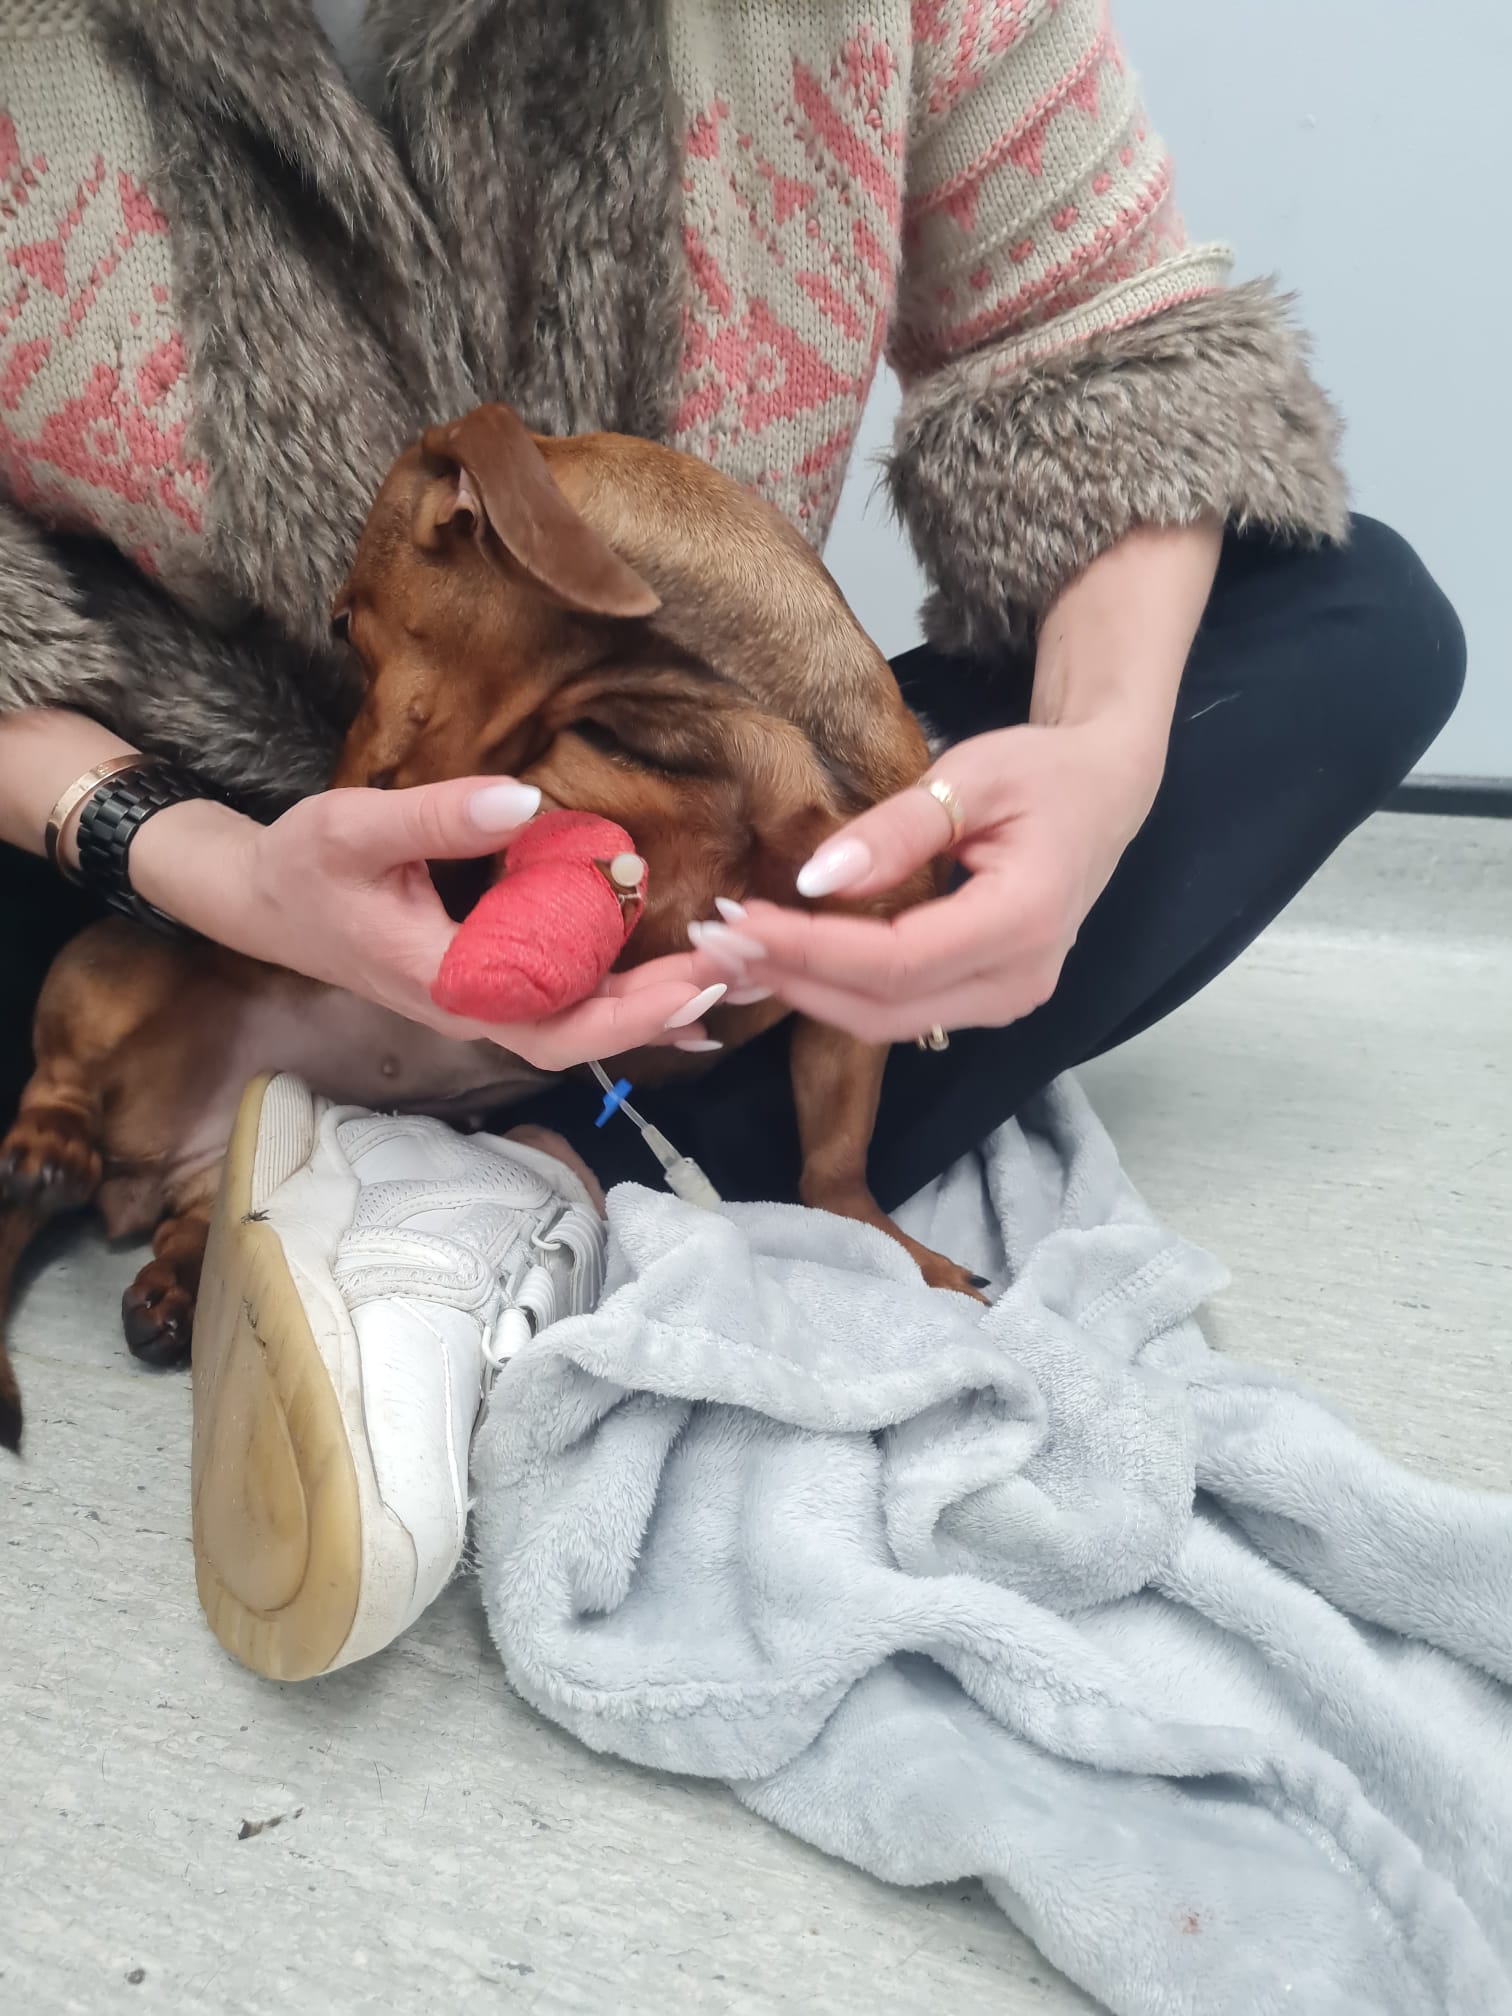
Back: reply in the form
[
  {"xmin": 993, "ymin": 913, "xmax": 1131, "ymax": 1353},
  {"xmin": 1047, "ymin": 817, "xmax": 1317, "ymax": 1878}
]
[{"xmin": 190, "ymin": 1073, "xmax": 604, "ymax": 1681}]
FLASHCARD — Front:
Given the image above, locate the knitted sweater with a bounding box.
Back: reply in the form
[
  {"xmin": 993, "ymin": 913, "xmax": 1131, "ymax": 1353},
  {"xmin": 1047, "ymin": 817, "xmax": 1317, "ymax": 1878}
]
[{"xmin": 0, "ymin": 0, "xmax": 1346, "ymax": 807}]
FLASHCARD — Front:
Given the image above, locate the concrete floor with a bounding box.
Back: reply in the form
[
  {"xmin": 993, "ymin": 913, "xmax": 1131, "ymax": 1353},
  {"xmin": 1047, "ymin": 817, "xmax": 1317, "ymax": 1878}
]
[{"xmin": 4, "ymin": 813, "xmax": 1509, "ymax": 2016}]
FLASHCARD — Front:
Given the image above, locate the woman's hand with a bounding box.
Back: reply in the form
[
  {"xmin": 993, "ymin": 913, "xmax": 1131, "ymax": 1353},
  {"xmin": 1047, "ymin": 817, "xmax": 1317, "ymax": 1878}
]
[
  {"xmin": 686, "ymin": 519, "xmax": 1225, "ymax": 1044},
  {"xmin": 130, "ymin": 777, "xmax": 725, "ymax": 1067},
  {"xmin": 692, "ymin": 719, "xmax": 1165, "ymax": 1043}
]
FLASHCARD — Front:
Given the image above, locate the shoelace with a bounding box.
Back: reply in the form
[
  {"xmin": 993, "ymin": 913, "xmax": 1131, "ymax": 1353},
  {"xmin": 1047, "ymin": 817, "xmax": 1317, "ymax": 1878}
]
[
  {"xmin": 336, "ymin": 1186, "xmax": 605, "ymax": 1373},
  {"xmin": 484, "ymin": 1200, "xmax": 606, "ymax": 1377}
]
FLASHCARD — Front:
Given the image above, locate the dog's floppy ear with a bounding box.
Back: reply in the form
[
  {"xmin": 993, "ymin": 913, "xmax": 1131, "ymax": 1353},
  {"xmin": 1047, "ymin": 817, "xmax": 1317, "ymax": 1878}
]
[{"xmin": 417, "ymin": 405, "xmax": 660, "ymax": 621}]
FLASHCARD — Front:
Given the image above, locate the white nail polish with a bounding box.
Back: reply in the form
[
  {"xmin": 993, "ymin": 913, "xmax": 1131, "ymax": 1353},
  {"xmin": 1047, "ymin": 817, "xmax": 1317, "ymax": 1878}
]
[
  {"xmin": 723, "ymin": 985, "xmax": 774, "ymax": 1005},
  {"xmin": 714, "ymin": 897, "xmax": 748, "ymax": 923},
  {"xmin": 664, "ymin": 982, "xmax": 728, "ymax": 1030},
  {"xmin": 468, "ymin": 780, "xmax": 541, "ymax": 831},
  {"xmin": 688, "ymin": 922, "xmax": 745, "ymax": 975},
  {"xmin": 795, "ymin": 837, "xmax": 870, "ymax": 899},
  {"xmin": 673, "ymin": 1038, "xmax": 723, "ymax": 1053},
  {"xmin": 690, "ymin": 920, "xmax": 768, "ymax": 965}
]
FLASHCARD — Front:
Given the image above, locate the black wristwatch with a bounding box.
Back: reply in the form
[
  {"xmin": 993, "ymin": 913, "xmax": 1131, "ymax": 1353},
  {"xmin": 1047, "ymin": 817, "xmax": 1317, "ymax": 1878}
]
[{"xmin": 72, "ymin": 758, "xmax": 206, "ymax": 936}]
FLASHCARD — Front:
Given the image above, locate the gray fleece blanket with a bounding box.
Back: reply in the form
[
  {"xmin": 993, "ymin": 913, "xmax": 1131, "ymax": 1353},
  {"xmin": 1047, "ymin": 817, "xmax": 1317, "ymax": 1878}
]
[{"xmin": 471, "ymin": 1080, "xmax": 1512, "ymax": 2016}]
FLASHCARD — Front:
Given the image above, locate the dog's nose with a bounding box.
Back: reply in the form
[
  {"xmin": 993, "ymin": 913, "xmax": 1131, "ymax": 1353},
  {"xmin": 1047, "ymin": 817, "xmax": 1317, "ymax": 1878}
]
[{"xmin": 366, "ymin": 765, "xmax": 398, "ymax": 790}]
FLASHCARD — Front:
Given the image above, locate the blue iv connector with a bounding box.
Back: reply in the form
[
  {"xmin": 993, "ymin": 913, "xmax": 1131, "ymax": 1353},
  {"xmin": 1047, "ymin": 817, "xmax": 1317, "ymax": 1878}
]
[{"xmin": 594, "ymin": 1077, "xmax": 634, "ymax": 1129}]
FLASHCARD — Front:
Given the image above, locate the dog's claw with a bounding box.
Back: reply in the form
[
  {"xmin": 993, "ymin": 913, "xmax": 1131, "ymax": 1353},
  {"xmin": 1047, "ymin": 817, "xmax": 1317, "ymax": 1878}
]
[
  {"xmin": 908, "ymin": 1250, "xmax": 992, "ymax": 1303},
  {"xmin": 0, "ymin": 1121, "xmax": 100, "ymax": 1216},
  {"xmin": 121, "ymin": 1271, "xmax": 194, "ymax": 1369}
]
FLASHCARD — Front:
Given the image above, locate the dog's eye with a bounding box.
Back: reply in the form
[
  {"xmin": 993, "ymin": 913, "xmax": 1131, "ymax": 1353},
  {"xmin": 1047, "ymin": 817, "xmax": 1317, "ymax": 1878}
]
[
  {"xmin": 572, "ymin": 717, "xmax": 638, "ymax": 764},
  {"xmin": 572, "ymin": 713, "xmax": 714, "ymax": 779},
  {"xmin": 330, "ymin": 611, "xmax": 351, "ymax": 644}
]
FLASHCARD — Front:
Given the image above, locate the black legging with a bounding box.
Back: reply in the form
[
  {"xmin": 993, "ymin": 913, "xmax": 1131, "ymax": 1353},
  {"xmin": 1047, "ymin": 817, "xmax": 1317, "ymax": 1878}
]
[{"xmin": 1, "ymin": 516, "xmax": 1465, "ymax": 1206}]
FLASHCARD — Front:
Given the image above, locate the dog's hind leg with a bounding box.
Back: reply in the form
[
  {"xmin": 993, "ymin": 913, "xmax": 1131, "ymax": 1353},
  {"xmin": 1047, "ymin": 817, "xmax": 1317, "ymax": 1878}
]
[
  {"xmin": 0, "ymin": 1205, "xmax": 44, "ymax": 1451},
  {"xmin": 0, "ymin": 1057, "xmax": 107, "ymax": 1452},
  {"xmin": 0, "ymin": 1061, "xmax": 105, "ymax": 1219},
  {"xmin": 0, "ymin": 917, "xmax": 208, "ymax": 1450},
  {"xmin": 119, "ymin": 1165, "xmax": 218, "ymax": 1371}
]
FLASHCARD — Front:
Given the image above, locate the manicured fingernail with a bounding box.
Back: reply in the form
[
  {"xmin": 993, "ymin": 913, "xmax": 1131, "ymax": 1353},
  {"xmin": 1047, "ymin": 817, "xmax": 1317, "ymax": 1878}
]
[
  {"xmin": 724, "ymin": 985, "xmax": 774, "ymax": 1005},
  {"xmin": 689, "ymin": 920, "xmax": 768, "ymax": 966},
  {"xmin": 714, "ymin": 897, "xmax": 747, "ymax": 923},
  {"xmin": 664, "ymin": 982, "xmax": 727, "ymax": 1030},
  {"xmin": 686, "ymin": 924, "xmax": 742, "ymax": 976},
  {"xmin": 468, "ymin": 781, "xmax": 541, "ymax": 830},
  {"xmin": 673, "ymin": 1037, "xmax": 723, "ymax": 1053},
  {"xmin": 796, "ymin": 837, "xmax": 871, "ymax": 898}
]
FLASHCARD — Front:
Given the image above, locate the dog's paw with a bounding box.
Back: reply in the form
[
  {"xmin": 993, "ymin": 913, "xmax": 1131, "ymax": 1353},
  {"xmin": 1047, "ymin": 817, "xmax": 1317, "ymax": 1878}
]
[
  {"xmin": 0, "ymin": 1107, "xmax": 102, "ymax": 1216},
  {"xmin": 121, "ymin": 1260, "xmax": 196, "ymax": 1369},
  {"xmin": 882, "ymin": 1224, "xmax": 991, "ymax": 1302},
  {"xmin": 915, "ymin": 1251, "xmax": 991, "ymax": 1303}
]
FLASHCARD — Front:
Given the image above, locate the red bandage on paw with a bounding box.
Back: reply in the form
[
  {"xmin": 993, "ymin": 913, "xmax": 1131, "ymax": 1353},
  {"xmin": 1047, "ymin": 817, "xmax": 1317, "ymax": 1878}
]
[{"xmin": 430, "ymin": 809, "xmax": 646, "ymax": 1023}]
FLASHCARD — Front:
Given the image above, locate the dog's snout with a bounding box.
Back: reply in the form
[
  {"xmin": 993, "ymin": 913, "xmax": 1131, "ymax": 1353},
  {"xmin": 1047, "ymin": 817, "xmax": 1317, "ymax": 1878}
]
[{"xmin": 366, "ymin": 765, "xmax": 398, "ymax": 790}]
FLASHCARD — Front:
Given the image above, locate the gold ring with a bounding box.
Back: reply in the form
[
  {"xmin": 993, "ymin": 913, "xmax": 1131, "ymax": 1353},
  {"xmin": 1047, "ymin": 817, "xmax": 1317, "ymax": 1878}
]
[
  {"xmin": 914, "ymin": 1025, "xmax": 950, "ymax": 1053},
  {"xmin": 920, "ymin": 776, "xmax": 965, "ymax": 844}
]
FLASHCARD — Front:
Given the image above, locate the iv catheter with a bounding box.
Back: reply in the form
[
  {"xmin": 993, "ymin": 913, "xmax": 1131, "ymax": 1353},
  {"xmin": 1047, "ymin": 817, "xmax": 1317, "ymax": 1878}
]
[{"xmin": 587, "ymin": 1061, "xmax": 723, "ymax": 1212}]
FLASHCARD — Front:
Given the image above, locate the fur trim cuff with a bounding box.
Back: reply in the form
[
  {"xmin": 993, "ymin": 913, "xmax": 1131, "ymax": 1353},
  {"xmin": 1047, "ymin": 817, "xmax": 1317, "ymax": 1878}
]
[
  {"xmin": 0, "ymin": 504, "xmax": 340, "ymax": 815},
  {"xmin": 887, "ymin": 280, "xmax": 1350, "ymax": 657}
]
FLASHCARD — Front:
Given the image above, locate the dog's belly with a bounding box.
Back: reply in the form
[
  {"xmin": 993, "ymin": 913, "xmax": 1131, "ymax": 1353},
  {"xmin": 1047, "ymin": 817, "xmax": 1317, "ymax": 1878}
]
[{"xmin": 163, "ymin": 984, "xmax": 546, "ymax": 1193}]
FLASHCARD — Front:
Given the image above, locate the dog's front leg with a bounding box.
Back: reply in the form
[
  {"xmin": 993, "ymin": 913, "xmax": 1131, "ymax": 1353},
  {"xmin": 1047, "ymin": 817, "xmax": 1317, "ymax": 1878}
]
[{"xmin": 787, "ymin": 1014, "xmax": 985, "ymax": 1299}]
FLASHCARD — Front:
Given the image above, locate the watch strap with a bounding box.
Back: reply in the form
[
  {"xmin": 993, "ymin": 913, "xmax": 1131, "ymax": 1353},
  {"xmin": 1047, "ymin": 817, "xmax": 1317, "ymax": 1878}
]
[
  {"xmin": 73, "ymin": 759, "xmax": 204, "ymax": 935},
  {"xmin": 44, "ymin": 753, "xmax": 148, "ymax": 885}
]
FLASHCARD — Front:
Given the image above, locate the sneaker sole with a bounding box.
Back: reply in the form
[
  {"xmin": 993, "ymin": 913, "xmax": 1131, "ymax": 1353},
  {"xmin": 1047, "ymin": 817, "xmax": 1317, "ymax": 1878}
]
[{"xmin": 191, "ymin": 1074, "xmax": 364, "ymax": 1682}]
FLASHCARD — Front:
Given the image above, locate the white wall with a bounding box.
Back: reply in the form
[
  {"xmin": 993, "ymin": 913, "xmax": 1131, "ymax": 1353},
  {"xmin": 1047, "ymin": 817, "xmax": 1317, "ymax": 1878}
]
[{"xmin": 826, "ymin": 0, "xmax": 1509, "ymax": 779}]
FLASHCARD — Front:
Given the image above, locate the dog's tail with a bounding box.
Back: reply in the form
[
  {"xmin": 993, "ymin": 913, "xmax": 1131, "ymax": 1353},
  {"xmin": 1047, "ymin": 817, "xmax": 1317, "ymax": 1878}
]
[{"xmin": 0, "ymin": 1205, "xmax": 41, "ymax": 1453}]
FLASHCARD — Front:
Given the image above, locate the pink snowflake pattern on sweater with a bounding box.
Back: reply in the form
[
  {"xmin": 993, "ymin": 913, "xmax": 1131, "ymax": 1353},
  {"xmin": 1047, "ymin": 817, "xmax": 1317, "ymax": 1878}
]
[
  {"xmin": 666, "ymin": 2, "xmax": 1225, "ymax": 550},
  {"xmin": 671, "ymin": 26, "xmax": 908, "ymax": 536},
  {"xmin": 0, "ymin": 75, "xmax": 207, "ymax": 585}
]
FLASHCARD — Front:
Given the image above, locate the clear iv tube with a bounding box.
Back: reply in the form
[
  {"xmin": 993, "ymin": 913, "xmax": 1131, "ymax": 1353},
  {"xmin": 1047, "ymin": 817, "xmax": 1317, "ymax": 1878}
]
[{"xmin": 587, "ymin": 1062, "xmax": 723, "ymax": 1211}]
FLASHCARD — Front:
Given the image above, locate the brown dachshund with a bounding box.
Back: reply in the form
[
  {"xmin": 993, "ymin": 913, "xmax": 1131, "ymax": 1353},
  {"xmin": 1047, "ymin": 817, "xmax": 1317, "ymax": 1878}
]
[{"xmin": 0, "ymin": 406, "xmax": 975, "ymax": 1451}]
